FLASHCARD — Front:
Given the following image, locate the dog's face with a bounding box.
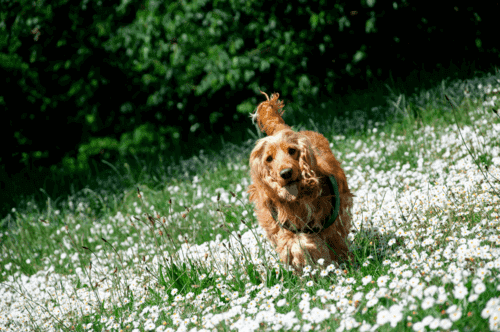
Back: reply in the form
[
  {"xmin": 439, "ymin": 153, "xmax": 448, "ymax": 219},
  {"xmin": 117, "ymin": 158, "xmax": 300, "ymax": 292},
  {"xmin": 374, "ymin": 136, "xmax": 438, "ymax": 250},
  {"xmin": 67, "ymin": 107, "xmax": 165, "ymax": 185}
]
[{"xmin": 250, "ymin": 129, "xmax": 319, "ymax": 202}]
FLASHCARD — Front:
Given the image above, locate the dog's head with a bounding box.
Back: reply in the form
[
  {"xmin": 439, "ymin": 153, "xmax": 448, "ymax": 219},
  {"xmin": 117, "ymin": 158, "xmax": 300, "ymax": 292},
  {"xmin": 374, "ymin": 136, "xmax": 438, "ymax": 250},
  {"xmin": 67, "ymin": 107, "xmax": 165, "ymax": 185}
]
[{"xmin": 249, "ymin": 129, "xmax": 321, "ymax": 202}]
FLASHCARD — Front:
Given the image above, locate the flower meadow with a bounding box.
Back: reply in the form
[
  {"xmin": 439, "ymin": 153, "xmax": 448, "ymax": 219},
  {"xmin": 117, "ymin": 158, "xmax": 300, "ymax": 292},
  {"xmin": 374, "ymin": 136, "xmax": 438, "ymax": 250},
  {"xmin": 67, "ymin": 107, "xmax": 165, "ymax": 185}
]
[{"xmin": 1, "ymin": 74, "xmax": 500, "ymax": 332}]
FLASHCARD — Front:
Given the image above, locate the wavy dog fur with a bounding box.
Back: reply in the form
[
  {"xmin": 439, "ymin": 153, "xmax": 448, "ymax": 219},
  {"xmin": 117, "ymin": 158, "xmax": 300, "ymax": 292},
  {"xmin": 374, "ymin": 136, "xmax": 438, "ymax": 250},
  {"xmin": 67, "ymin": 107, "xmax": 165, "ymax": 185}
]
[{"xmin": 248, "ymin": 91, "xmax": 355, "ymax": 272}]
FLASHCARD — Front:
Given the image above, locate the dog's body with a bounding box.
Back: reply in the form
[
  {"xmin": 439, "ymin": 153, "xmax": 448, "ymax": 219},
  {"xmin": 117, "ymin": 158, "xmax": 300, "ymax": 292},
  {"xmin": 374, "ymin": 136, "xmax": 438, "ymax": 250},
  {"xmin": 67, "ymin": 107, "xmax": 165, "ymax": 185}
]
[{"xmin": 248, "ymin": 91, "xmax": 354, "ymax": 272}]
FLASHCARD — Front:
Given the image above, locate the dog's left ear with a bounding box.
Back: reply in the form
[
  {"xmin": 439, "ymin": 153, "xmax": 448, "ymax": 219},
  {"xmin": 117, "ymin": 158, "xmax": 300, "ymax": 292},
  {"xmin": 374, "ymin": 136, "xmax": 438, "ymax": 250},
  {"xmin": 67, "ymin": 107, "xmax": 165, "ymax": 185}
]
[
  {"xmin": 297, "ymin": 137, "xmax": 317, "ymax": 172},
  {"xmin": 311, "ymin": 146, "xmax": 352, "ymax": 197},
  {"xmin": 312, "ymin": 146, "xmax": 337, "ymax": 178}
]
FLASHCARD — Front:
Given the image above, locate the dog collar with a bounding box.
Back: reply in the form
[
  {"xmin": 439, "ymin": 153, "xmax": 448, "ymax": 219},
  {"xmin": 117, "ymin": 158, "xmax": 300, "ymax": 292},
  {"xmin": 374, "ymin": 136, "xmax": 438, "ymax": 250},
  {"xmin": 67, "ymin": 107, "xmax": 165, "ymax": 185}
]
[{"xmin": 270, "ymin": 175, "xmax": 340, "ymax": 234}]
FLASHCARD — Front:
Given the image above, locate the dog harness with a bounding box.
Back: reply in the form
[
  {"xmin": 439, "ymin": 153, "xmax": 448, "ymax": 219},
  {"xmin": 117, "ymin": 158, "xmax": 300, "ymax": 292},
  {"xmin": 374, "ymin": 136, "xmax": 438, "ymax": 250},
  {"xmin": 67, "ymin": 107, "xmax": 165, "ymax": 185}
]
[{"xmin": 270, "ymin": 175, "xmax": 340, "ymax": 234}]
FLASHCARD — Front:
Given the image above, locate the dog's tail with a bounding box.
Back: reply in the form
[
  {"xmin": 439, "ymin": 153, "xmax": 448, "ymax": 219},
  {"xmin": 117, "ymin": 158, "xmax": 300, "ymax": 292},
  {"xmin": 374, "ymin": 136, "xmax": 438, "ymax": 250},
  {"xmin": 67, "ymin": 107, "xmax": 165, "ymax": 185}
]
[{"xmin": 250, "ymin": 90, "xmax": 291, "ymax": 136}]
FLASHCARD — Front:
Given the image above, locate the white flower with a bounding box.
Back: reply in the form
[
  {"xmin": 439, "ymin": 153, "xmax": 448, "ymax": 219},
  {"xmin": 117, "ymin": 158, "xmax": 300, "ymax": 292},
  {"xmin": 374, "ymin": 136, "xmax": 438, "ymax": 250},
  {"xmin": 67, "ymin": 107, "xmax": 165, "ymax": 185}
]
[
  {"xmin": 412, "ymin": 321, "xmax": 425, "ymax": 331},
  {"xmin": 377, "ymin": 276, "xmax": 390, "ymax": 287},
  {"xmin": 272, "ymin": 324, "xmax": 283, "ymax": 331},
  {"xmin": 376, "ymin": 287, "xmax": 388, "ymax": 298},
  {"xmin": 490, "ymin": 312, "xmax": 500, "ymax": 330},
  {"xmin": 436, "ymin": 293, "xmax": 447, "ymax": 304},
  {"xmin": 317, "ymin": 258, "xmax": 325, "ymax": 266},
  {"xmin": 421, "ymin": 315, "xmax": 434, "ymax": 326},
  {"xmin": 277, "ymin": 299, "xmax": 287, "ymax": 307},
  {"xmin": 446, "ymin": 305, "xmax": 458, "ymax": 315},
  {"xmin": 388, "ymin": 310, "xmax": 402, "ymax": 327},
  {"xmin": 429, "ymin": 318, "xmax": 440, "ymax": 329},
  {"xmin": 344, "ymin": 317, "xmax": 359, "ymax": 330},
  {"xmin": 306, "ymin": 281, "xmax": 314, "ymax": 287},
  {"xmin": 338, "ymin": 298, "xmax": 349, "ymax": 307},
  {"xmin": 486, "ymin": 298, "xmax": 499, "ymax": 308},
  {"xmin": 359, "ymin": 321, "xmax": 371, "ymax": 332},
  {"xmin": 346, "ymin": 277, "xmax": 356, "ymax": 284},
  {"xmin": 144, "ymin": 321, "xmax": 156, "ymax": 331},
  {"xmin": 353, "ymin": 292, "xmax": 364, "ymax": 302},
  {"xmin": 440, "ymin": 318, "xmax": 452, "ymax": 329},
  {"xmin": 301, "ymin": 323, "xmax": 312, "ymax": 332},
  {"xmin": 408, "ymin": 277, "xmax": 420, "ymax": 287},
  {"xmin": 468, "ymin": 294, "xmax": 479, "ymax": 302},
  {"xmin": 453, "ymin": 284, "xmax": 468, "ymax": 299},
  {"xmin": 377, "ymin": 310, "xmax": 390, "ymax": 325},
  {"xmin": 366, "ymin": 298, "xmax": 378, "ymax": 308},
  {"xmin": 421, "ymin": 297, "xmax": 435, "ymax": 310},
  {"xmin": 362, "ymin": 275, "xmax": 372, "ymax": 285},
  {"xmin": 423, "ymin": 285, "xmax": 437, "ymax": 297},
  {"xmin": 481, "ymin": 306, "xmax": 493, "ymax": 319},
  {"xmin": 449, "ymin": 310, "xmax": 462, "ymax": 322},
  {"xmin": 474, "ymin": 282, "xmax": 486, "ymax": 294}
]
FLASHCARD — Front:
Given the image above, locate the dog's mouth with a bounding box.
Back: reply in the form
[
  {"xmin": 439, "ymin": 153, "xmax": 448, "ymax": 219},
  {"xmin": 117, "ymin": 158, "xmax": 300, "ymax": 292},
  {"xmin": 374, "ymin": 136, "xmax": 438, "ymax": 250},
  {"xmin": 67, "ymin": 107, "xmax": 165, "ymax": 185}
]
[
  {"xmin": 284, "ymin": 179, "xmax": 299, "ymax": 187},
  {"xmin": 282, "ymin": 179, "xmax": 300, "ymax": 199}
]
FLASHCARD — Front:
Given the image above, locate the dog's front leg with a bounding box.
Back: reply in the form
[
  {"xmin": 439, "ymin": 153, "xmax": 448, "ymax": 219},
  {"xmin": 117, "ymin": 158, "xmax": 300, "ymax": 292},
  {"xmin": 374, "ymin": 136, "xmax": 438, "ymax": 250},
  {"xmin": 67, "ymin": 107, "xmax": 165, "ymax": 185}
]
[{"xmin": 276, "ymin": 232, "xmax": 332, "ymax": 273}]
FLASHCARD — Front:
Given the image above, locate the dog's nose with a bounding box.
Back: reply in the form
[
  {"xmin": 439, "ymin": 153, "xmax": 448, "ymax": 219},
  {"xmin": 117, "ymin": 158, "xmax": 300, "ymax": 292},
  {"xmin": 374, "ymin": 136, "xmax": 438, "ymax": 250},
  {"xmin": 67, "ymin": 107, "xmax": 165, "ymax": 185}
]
[{"xmin": 280, "ymin": 168, "xmax": 293, "ymax": 180}]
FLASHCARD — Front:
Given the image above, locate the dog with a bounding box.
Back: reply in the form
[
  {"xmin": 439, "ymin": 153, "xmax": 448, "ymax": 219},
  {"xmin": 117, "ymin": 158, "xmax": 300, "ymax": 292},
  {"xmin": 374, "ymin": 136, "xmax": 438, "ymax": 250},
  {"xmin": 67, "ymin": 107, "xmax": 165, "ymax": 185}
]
[{"xmin": 247, "ymin": 91, "xmax": 355, "ymax": 273}]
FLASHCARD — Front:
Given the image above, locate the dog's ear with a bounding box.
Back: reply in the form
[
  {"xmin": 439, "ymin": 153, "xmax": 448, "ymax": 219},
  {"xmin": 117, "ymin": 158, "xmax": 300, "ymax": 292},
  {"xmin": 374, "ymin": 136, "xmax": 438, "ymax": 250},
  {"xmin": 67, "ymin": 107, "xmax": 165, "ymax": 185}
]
[
  {"xmin": 247, "ymin": 183, "xmax": 258, "ymax": 203},
  {"xmin": 250, "ymin": 139, "xmax": 272, "ymax": 186},
  {"xmin": 297, "ymin": 137, "xmax": 317, "ymax": 176},
  {"xmin": 249, "ymin": 142, "xmax": 274, "ymax": 204},
  {"xmin": 249, "ymin": 139, "xmax": 267, "ymax": 170},
  {"xmin": 311, "ymin": 145, "xmax": 352, "ymax": 198}
]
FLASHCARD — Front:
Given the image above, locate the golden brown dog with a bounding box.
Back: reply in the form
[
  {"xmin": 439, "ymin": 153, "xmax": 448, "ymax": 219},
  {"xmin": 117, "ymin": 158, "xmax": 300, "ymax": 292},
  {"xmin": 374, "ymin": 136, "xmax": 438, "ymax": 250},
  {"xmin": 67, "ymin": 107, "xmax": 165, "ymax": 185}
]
[{"xmin": 248, "ymin": 91, "xmax": 355, "ymax": 273}]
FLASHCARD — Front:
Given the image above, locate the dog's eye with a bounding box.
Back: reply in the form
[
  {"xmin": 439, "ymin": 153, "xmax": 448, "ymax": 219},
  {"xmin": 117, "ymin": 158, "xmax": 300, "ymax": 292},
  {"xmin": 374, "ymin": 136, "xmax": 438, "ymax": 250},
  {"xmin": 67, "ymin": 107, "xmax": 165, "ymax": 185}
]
[
  {"xmin": 288, "ymin": 148, "xmax": 296, "ymax": 155},
  {"xmin": 266, "ymin": 156, "xmax": 273, "ymax": 162}
]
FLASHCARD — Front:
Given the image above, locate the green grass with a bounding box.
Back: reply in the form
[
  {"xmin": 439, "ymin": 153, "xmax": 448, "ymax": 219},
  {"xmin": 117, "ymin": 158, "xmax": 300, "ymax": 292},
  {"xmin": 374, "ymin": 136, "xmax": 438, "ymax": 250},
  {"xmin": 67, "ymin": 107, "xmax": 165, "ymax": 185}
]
[{"xmin": 1, "ymin": 69, "xmax": 500, "ymax": 332}]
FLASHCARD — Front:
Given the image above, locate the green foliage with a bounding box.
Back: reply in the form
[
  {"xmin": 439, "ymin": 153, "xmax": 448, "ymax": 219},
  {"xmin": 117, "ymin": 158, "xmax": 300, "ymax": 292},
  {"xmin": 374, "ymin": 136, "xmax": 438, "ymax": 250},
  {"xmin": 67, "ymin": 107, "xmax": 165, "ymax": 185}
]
[
  {"xmin": 246, "ymin": 262, "xmax": 262, "ymax": 286},
  {"xmin": 1, "ymin": 72, "xmax": 500, "ymax": 330},
  {"xmin": 2, "ymin": 0, "xmax": 500, "ymax": 224}
]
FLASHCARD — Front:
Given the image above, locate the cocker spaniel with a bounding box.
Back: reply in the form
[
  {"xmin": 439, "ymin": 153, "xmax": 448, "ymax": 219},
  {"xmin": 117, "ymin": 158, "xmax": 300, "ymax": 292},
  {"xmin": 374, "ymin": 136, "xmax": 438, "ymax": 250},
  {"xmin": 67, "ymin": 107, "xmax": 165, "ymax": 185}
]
[{"xmin": 248, "ymin": 91, "xmax": 355, "ymax": 273}]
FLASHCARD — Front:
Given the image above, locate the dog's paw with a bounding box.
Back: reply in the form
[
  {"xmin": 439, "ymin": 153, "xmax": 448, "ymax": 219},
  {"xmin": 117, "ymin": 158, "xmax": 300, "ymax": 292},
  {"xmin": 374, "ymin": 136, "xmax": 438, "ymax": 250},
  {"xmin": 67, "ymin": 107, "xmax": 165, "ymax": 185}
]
[{"xmin": 278, "ymin": 234, "xmax": 332, "ymax": 272}]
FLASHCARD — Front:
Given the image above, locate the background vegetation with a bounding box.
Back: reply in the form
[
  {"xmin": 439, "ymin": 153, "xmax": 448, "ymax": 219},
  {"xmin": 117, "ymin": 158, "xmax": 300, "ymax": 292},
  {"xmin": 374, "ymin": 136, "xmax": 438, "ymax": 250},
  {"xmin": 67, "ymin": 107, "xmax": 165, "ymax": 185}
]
[
  {"xmin": 1, "ymin": 0, "xmax": 499, "ymax": 221},
  {"xmin": 0, "ymin": 70, "xmax": 499, "ymax": 331}
]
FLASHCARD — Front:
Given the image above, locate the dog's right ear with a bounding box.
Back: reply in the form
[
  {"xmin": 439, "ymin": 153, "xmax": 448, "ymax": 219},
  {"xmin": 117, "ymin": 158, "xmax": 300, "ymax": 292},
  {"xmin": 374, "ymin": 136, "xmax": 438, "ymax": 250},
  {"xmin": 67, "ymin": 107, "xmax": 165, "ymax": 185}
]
[
  {"xmin": 250, "ymin": 139, "xmax": 267, "ymax": 169},
  {"xmin": 247, "ymin": 183, "xmax": 258, "ymax": 203}
]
